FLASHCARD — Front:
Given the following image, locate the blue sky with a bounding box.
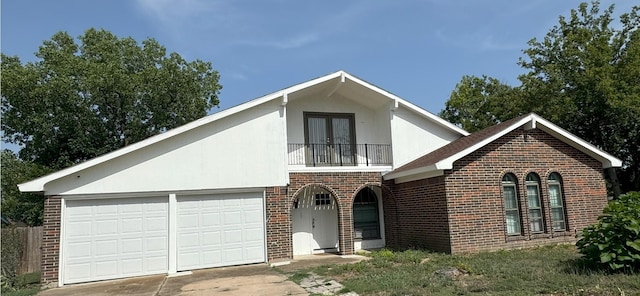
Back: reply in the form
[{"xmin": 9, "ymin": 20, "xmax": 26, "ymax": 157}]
[{"xmin": 1, "ymin": 0, "xmax": 635, "ymax": 114}]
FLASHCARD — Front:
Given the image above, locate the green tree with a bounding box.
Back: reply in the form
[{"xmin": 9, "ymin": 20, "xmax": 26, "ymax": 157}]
[
  {"xmin": 1, "ymin": 28, "xmax": 222, "ymax": 169},
  {"xmin": 518, "ymin": 1, "xmax": 640, "ymax": 194},
  {"xmin": 442, "ymin": 1, "xmax": 640, "ymax": 193},
  {"xmin": 0, "ymin": 150, "xmax": 53, "ymax": 226},
  {"xmin": 440, "ymin": 75, "xmax": 520, "ymax": 133}
]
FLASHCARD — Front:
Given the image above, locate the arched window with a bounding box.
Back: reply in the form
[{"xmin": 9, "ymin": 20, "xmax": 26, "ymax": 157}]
[
  {"xmin": 353, "ymin": 187, "xmax": 380, "ymax": 240},
  {"xmin": 548, "ymin": 173, "xmax": 567, "ymax": 231},
  {"xmin": 526, "ymin": 173, "xmax": 544, "ymax": 233},
  {"xmin": 502, "ymin": 174, "xmax": 521, "ymax": 235}
]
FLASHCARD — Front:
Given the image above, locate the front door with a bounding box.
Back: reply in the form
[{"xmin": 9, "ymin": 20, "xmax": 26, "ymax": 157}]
[{"xmin": 292, "ymin": 190, "xmax": 339, "ymax": 255}]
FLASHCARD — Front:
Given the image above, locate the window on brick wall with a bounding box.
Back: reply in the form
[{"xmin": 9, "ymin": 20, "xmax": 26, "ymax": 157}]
[
  {"xmin": 526, "ymin": 173, "xmax": 545, "ymax": 233},
  {"xmin": 502, "ymin": 173, "xmax": 521, "ymax": 235},
  {"xmin": 548, "ymin": 173, "xmax": 567, "ymax": 231},
  {"xmin": 353, "ymin": 187, "xmax": 380, "ymax": 240}
]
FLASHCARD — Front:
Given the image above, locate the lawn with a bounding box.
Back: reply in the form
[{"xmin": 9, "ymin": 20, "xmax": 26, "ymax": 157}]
[{"xmin": 286, "ymin": 245, "xmax": 640, "ymax": 296}]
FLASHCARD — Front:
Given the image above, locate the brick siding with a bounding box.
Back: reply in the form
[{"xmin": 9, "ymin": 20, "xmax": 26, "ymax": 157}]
[
  {"xmin": 265, "ymin": 186, "xmax": 291, "ymax": 262},
  {"xmin": 289, "ymin": 172, "xmax": 383, "ymax": 256},
  {"xmin": 383, "ymin": 176, "xmax": 451, "ymax": 252},
  {"xmin": 41, "ymin": 196, "xmax": 61, "ymax": 287},
  {"xmin": 385, "ymin": 128, "xmax": 608, "ymax": 254}
]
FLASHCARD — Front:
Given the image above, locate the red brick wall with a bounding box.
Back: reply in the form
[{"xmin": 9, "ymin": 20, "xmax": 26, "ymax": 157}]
[
  {"xmin": 265, "ymin": 186, "xmax": 291, "ymax": 262},
  {"xmin": 41, "ymin": 196, "xmax": 61, "ymax": 287},
  {"xmin": 384, "ymin": 128, "xmax": 608, "ymax": 254},
  {"xmin": 382, "ymin": 176, "xmax": 451, "ymax": 253},
  {"xmin": 272, "ymin": 172, "xmax": 382, "ymax": 258},
  {"xmin": 445, "ymin": 128, "xmax": 607, "ymax": 253}
]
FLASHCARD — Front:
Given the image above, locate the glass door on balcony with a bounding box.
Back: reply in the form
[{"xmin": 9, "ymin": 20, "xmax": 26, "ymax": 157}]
[{"xmin": 304, "ymin": 113, "xmax": 356, "ymax": 166}]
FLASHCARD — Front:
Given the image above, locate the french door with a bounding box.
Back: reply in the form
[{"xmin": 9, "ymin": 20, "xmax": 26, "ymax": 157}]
[{"xmin": 304, "ymin": 113, "xmax": 356, "ymax": 166}]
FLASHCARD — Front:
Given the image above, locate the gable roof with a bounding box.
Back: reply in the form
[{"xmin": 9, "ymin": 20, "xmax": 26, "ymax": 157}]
[
  {"xmin": 19, "ymin": 70, "xmax": 468, "ymax": 193},
  {"xmin": 383, "ymin": 113, "xmax": 623, "ymax": 183}
]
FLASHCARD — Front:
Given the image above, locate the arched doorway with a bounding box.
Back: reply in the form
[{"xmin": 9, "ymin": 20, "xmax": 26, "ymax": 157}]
[
  {"xmin": 353, "ymin": 185, "xmax": 385, "ymax": 250},
  {"xmin": 292, "ymin": 185, "xmax": 339, "ymax": 256}
]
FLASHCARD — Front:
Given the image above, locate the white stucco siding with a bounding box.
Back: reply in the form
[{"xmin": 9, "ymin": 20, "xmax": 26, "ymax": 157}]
[
  {"xmin": 46, "ymin": 101, "xmax": 287, "ymax": 195},
  {"xmin": 286, "ymin": 94, "xmax": 392, "ymax": 146},
  {"xmin": 390, "ymin": 105, "xmax": 461, "ymax": 167}
]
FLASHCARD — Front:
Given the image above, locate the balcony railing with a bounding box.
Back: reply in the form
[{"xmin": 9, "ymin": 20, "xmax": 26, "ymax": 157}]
[{"xmin": 288, "ymin": 143, "xmax": 392, "ymax": 167}]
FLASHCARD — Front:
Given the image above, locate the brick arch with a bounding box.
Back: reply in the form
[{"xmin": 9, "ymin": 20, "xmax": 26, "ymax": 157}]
[
  {"xmin": 290, "ymin": 183, "xmax": 342, "ymax": 212},
  {"xmin": 289, "ymin": 183, "xmax": 344, "ymax": 255}
]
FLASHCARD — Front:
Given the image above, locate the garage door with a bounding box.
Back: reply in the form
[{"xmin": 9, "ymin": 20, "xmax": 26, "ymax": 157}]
[
  {"xmin": 63, "ymin": 197, "xmax": 168, "ymax": 284},
  {"xmin": 177, "ymin": 192, "xmax": 265, "ymax": 271}
]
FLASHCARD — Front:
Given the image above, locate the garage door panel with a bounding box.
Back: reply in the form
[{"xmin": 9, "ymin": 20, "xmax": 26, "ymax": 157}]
[
  {"xmin": 177, "ymin": 192, "xmax": 265, "ymax": 271},
  {"xmin": 63, "ymin": 196, "xmax": 168, "ymax": 284}
]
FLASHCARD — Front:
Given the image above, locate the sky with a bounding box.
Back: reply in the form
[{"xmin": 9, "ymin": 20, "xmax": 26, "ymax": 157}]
[{"xmin": 1, "ymin": 1, "xmax": 636, "ymax": 119}]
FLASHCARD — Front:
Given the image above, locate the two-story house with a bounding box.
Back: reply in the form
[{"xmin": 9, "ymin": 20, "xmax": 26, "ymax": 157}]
[{"xmin": 20, "ymin": 71, "xmax": 621, "ymax": 287}]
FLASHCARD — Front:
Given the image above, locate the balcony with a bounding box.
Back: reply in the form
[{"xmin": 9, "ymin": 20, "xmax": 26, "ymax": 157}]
[{"xmin": 288, "ymin": 143, "xmax": 392, "ymax": 167}]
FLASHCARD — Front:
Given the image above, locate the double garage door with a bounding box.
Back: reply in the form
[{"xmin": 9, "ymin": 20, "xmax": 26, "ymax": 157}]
[{"xmin": 63, "ymin": 192, "xmax": 265, "ymax": 284}]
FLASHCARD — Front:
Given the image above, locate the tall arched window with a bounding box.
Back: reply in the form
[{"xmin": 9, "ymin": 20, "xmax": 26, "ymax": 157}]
[
  {"xmin": 548, "ymin": 173, "xmax": 567, "ymax": 231},
  {"xmin": 526, "ymin": 173, "xmax": 544, "ymax": 233},
  {"xmin": 502, "ymin": 174, "xmax": 521, "ymax": 235},
  {"xmin": 353, "ymin": 187, "xmax": 380, "ymax": 240}
]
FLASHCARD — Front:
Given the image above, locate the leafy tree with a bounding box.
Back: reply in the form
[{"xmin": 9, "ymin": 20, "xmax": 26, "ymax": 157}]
[
  {"xmin": 0, "ymin": 150, "xmax": 53, "ymax": 226},
  {"xmin": 440, "ymin": 75, "xmax": 520, "ymax": 133},
  {"xmin": 1, "ymin": 28, "xmax": 222, "ymax": 169},
  {"xmin": 442, "ymin": 1, "xmax": 640, "ymax": 193},
  {"xmin": 518, "ymin": 1, "xmax": 640, "ymax": 194}
]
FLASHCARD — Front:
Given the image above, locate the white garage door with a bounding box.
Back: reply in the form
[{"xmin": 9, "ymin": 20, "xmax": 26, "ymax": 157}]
[
  {"xmin": 177, "ymin": 192, "xmax": 265, "ymax": 271},
  {"xmin": 63, "ymin": 197, "xmax": 168, "ymax": 284}
]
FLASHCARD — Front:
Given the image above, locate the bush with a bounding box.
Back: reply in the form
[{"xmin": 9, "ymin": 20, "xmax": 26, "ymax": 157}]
[
  {"xmin": 1, "ymin": 227, "xmax": 24, "ymax": 289},
  {"xmin": 576, "ymin": 192, "xmax": 640, "ymax": 271}
]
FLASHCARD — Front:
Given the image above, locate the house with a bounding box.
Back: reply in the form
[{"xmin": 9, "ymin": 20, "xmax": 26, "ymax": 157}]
[{"xmin": 19, "ymin": 71, "xmax": 621, "ymax": 287}]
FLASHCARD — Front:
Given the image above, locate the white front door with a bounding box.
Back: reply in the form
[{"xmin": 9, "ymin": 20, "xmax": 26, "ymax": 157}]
[
  {"xmin": 63, "ymin": 197, "xmax": 168, "ymax": 284},
  {"xmin": 292, "ymin": 192, "xmax": 338, "ymax": 255}
]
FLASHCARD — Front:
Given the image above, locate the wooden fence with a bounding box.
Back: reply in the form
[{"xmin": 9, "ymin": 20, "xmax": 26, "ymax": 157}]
[{"xmin": 1, "ymin": 226, "xmax": 42, "ymax": 274}]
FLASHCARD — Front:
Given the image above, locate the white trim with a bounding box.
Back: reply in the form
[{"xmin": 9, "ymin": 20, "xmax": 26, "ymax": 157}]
[
  {"xmin": 58, "ymin": 187, "xmax": 267, "ymax": 200},
  {"xmin": 288, "ymin": 166, "xmax": 392, "ymax": 173},
  {"xmin": 168, "ymin": 193, "xmax": 177, "ymax": 274},
  {"xmin": 19, "ymin": 70, "xmax": 468, "ymax": 193},
  {"xmin": 58, "ymin": 198, "xmax": 66, "ymax": 287},
  {"xmin": 262, "ymin": 191, "xmax": 268, "ymax": 264},
  {"xmin": 393, "ymin": 170, "xmax": 445, "ymax": 184}
]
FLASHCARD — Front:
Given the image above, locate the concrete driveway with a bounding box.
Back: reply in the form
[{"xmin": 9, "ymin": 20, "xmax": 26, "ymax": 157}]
[{"xmin": 38, "ymin": 254, "xmax": 365, "ymax": 296}]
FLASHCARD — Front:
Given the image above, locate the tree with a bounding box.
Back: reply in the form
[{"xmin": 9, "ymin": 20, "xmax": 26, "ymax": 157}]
[
  {"xmin": 440, "ymin": 75, "xmax": 520, "ymax": 133},
  {"xmin": 0, "ymin": 150, "xmax": 53, "ymax": 226},
  {"xmin": 442, "ymin": 1, "xmax": 640, "ymax": 194},
  {"xmin": 1, "ymin": 28, "xmax": 222, "ymax": 169},
  {"xmin": 518, "ymin": 1, "xmax": 640, "ymax": 195}
]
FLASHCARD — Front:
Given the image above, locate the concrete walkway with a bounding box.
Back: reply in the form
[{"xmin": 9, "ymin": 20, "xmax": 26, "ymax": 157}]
[{"xmin": 38, "ymin": 254, "xmax": 366, "ymax": 296}]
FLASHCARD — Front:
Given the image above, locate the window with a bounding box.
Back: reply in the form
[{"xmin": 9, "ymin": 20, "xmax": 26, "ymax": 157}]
[
  {"xmin": 304, "ymin": 113, "xmax": 356, "ymax": 166},
  {"xmin": 502, "ymin": 174, "xmax": 521, "ymax": 235},
  {"xmin": 353, "ymin": 187, "xmax": 380, "ymax": 239},
  {"xmin": 548, "ymin": 173, "xmax": 567, "ymax": 231},
  {"xmin": 315, "ymin": 193, "xmax": 331, "ymax": 206},
  {"xmin": 526, "ymin": 173, "xmax": 544, "ymax": 233}
]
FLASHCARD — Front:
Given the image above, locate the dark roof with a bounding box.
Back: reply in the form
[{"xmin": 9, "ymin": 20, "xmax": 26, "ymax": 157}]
[{"xmin": 389, "ymin": 113, "xmax": 530, "ymax": 175}]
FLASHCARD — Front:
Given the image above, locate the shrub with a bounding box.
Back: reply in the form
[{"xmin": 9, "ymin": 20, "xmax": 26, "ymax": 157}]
[
  {"xmin": 1, "ymin": 227, "xmax": 24, "ymax": 289},
  {"xmin": 576, "ymin": 191, "xmax": 640, "ymax": 271}
]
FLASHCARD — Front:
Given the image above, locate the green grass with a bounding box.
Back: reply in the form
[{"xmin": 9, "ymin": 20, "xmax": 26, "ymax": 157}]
[{"xmin": 286, "ymin": 245, "xmax": 640, "ymax": 296}]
